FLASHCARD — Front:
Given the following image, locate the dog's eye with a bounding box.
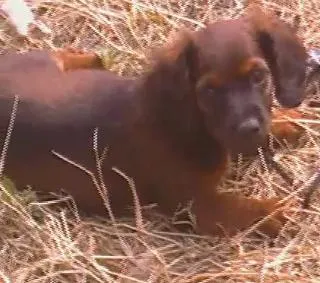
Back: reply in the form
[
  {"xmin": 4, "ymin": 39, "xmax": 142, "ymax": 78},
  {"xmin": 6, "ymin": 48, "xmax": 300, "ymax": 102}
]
[
  {"xmin": 202, "ymin": 85, "xmax": 218, "ymax": 97},
  {"xmin": 206, "ymin": 87, "xmax": 216, "ymax": 96},
  {"xmin": 251, "ymin": 68, "xmax": 266, "ymax": 85}
]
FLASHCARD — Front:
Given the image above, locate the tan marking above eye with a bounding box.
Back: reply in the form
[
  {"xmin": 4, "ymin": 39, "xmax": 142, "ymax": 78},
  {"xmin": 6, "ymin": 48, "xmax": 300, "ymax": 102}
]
[
  {"xmin": 238, "ymin": 57, "xmax": 269, "ymax": 76},
  {"xmin": 196, "ymin": 57, "xmax": 269, "ymax": 91},
  {"xmin": 196, "ymin": 72, "xmax": 224, "ymax": 90}
]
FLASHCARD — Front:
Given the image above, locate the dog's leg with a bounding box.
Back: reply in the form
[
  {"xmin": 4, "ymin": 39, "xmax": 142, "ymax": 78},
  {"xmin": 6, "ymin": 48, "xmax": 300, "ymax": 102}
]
[
  {"xmin": 50, "ymin": 48, "xmax": 105, "ymax": 71},
  {"xmin": 193, "ymin": 191, "xmax": 289, "ymax": 237},
  {"xmin": 270, "ymin": 108, "xmax": 307, "ymax": 144}
]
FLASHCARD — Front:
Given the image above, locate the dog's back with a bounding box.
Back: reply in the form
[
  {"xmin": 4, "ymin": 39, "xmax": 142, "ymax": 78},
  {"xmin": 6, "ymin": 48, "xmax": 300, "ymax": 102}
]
[{"xmin": 0, "ymin": 51, "xmax": 139, "ymax": 214}]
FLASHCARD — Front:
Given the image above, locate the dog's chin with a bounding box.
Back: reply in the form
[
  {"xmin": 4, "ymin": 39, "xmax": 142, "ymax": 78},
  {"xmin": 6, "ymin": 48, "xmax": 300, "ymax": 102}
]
[
  {"xmin": 224, "ymin": 136, "xmax": 267, "ymax": 156},
  {"xmin": 229, "ymin": 143, "xmax": 260, "ymax": 156},
  {"xmin": 208, "ymin": 127, "xmax": 268, "ymax": 156}
]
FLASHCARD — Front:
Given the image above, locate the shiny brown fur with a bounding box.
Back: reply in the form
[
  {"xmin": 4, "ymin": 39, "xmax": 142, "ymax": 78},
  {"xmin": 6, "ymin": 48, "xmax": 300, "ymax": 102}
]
[{"xmin": 0, "ymin": 9, "xmax": 308, "ymax": 237}]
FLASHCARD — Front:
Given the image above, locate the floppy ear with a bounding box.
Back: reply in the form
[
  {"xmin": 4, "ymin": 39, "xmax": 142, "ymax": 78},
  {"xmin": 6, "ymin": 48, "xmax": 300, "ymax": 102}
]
[
  {"xmin": 247, "ymin": 5, "xmax": 308, "ymax": 108},
  {"xmin": 142, "ymin": 29, "xmax": 200, "ymax": 133},
  {"xmin": 147, "ymin": 28, "xmax": 199, "ymax": 100}
]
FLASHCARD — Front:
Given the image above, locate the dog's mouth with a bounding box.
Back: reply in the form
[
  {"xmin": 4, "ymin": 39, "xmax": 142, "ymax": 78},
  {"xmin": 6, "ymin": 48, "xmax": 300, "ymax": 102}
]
[
  {"xmin": 227, "ymin": 135, "xmax": 267, "ymax": 155},
  {"xmin": 217, "ymin": 128, "xmax": 268, "ymax": 155},
  {"xmin": 205, "ymin": 116, "xmax": 269, "ymax": 155}
]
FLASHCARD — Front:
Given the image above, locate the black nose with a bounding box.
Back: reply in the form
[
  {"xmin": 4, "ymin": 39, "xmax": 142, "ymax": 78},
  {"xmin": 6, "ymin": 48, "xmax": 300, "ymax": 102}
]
[{"xmin": 237, "ymin": 117, "xmax": 261, "ymax": 136}]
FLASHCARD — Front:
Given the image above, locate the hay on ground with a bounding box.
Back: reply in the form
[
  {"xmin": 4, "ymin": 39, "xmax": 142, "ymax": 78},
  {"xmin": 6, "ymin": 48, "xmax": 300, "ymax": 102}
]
[{"xmin": 1, "ymin": 0, "xmax": 320, "ymax": 282}]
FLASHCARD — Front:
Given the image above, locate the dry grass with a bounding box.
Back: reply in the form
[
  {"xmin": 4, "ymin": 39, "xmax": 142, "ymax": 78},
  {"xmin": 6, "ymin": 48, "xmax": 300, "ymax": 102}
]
[{"xmin": 1, "ymin": 0, "xmax": 320, "ymax": 282}]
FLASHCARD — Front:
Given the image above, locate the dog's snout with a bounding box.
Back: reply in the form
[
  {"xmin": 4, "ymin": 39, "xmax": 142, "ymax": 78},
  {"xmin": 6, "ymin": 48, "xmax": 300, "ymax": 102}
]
[{"xmin": 237, "ymin": 117, "xmax": 261, "ymax": 136}]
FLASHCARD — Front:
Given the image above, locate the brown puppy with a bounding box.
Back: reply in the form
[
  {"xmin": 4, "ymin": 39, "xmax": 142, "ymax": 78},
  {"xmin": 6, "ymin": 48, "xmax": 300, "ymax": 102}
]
[{"xmin": 0, "ymin": 8, "xmax": 308, "ymax": 237}]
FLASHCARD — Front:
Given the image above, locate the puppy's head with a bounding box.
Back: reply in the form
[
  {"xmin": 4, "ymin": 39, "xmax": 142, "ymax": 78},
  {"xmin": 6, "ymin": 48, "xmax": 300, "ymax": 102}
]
[
  {"xmin": 193, "ymin": 20, "xmax": 273, "ymax": 154},
  {"xmin": 147, "ymin": 10, "xmax": 307, "ymax": 154}
]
